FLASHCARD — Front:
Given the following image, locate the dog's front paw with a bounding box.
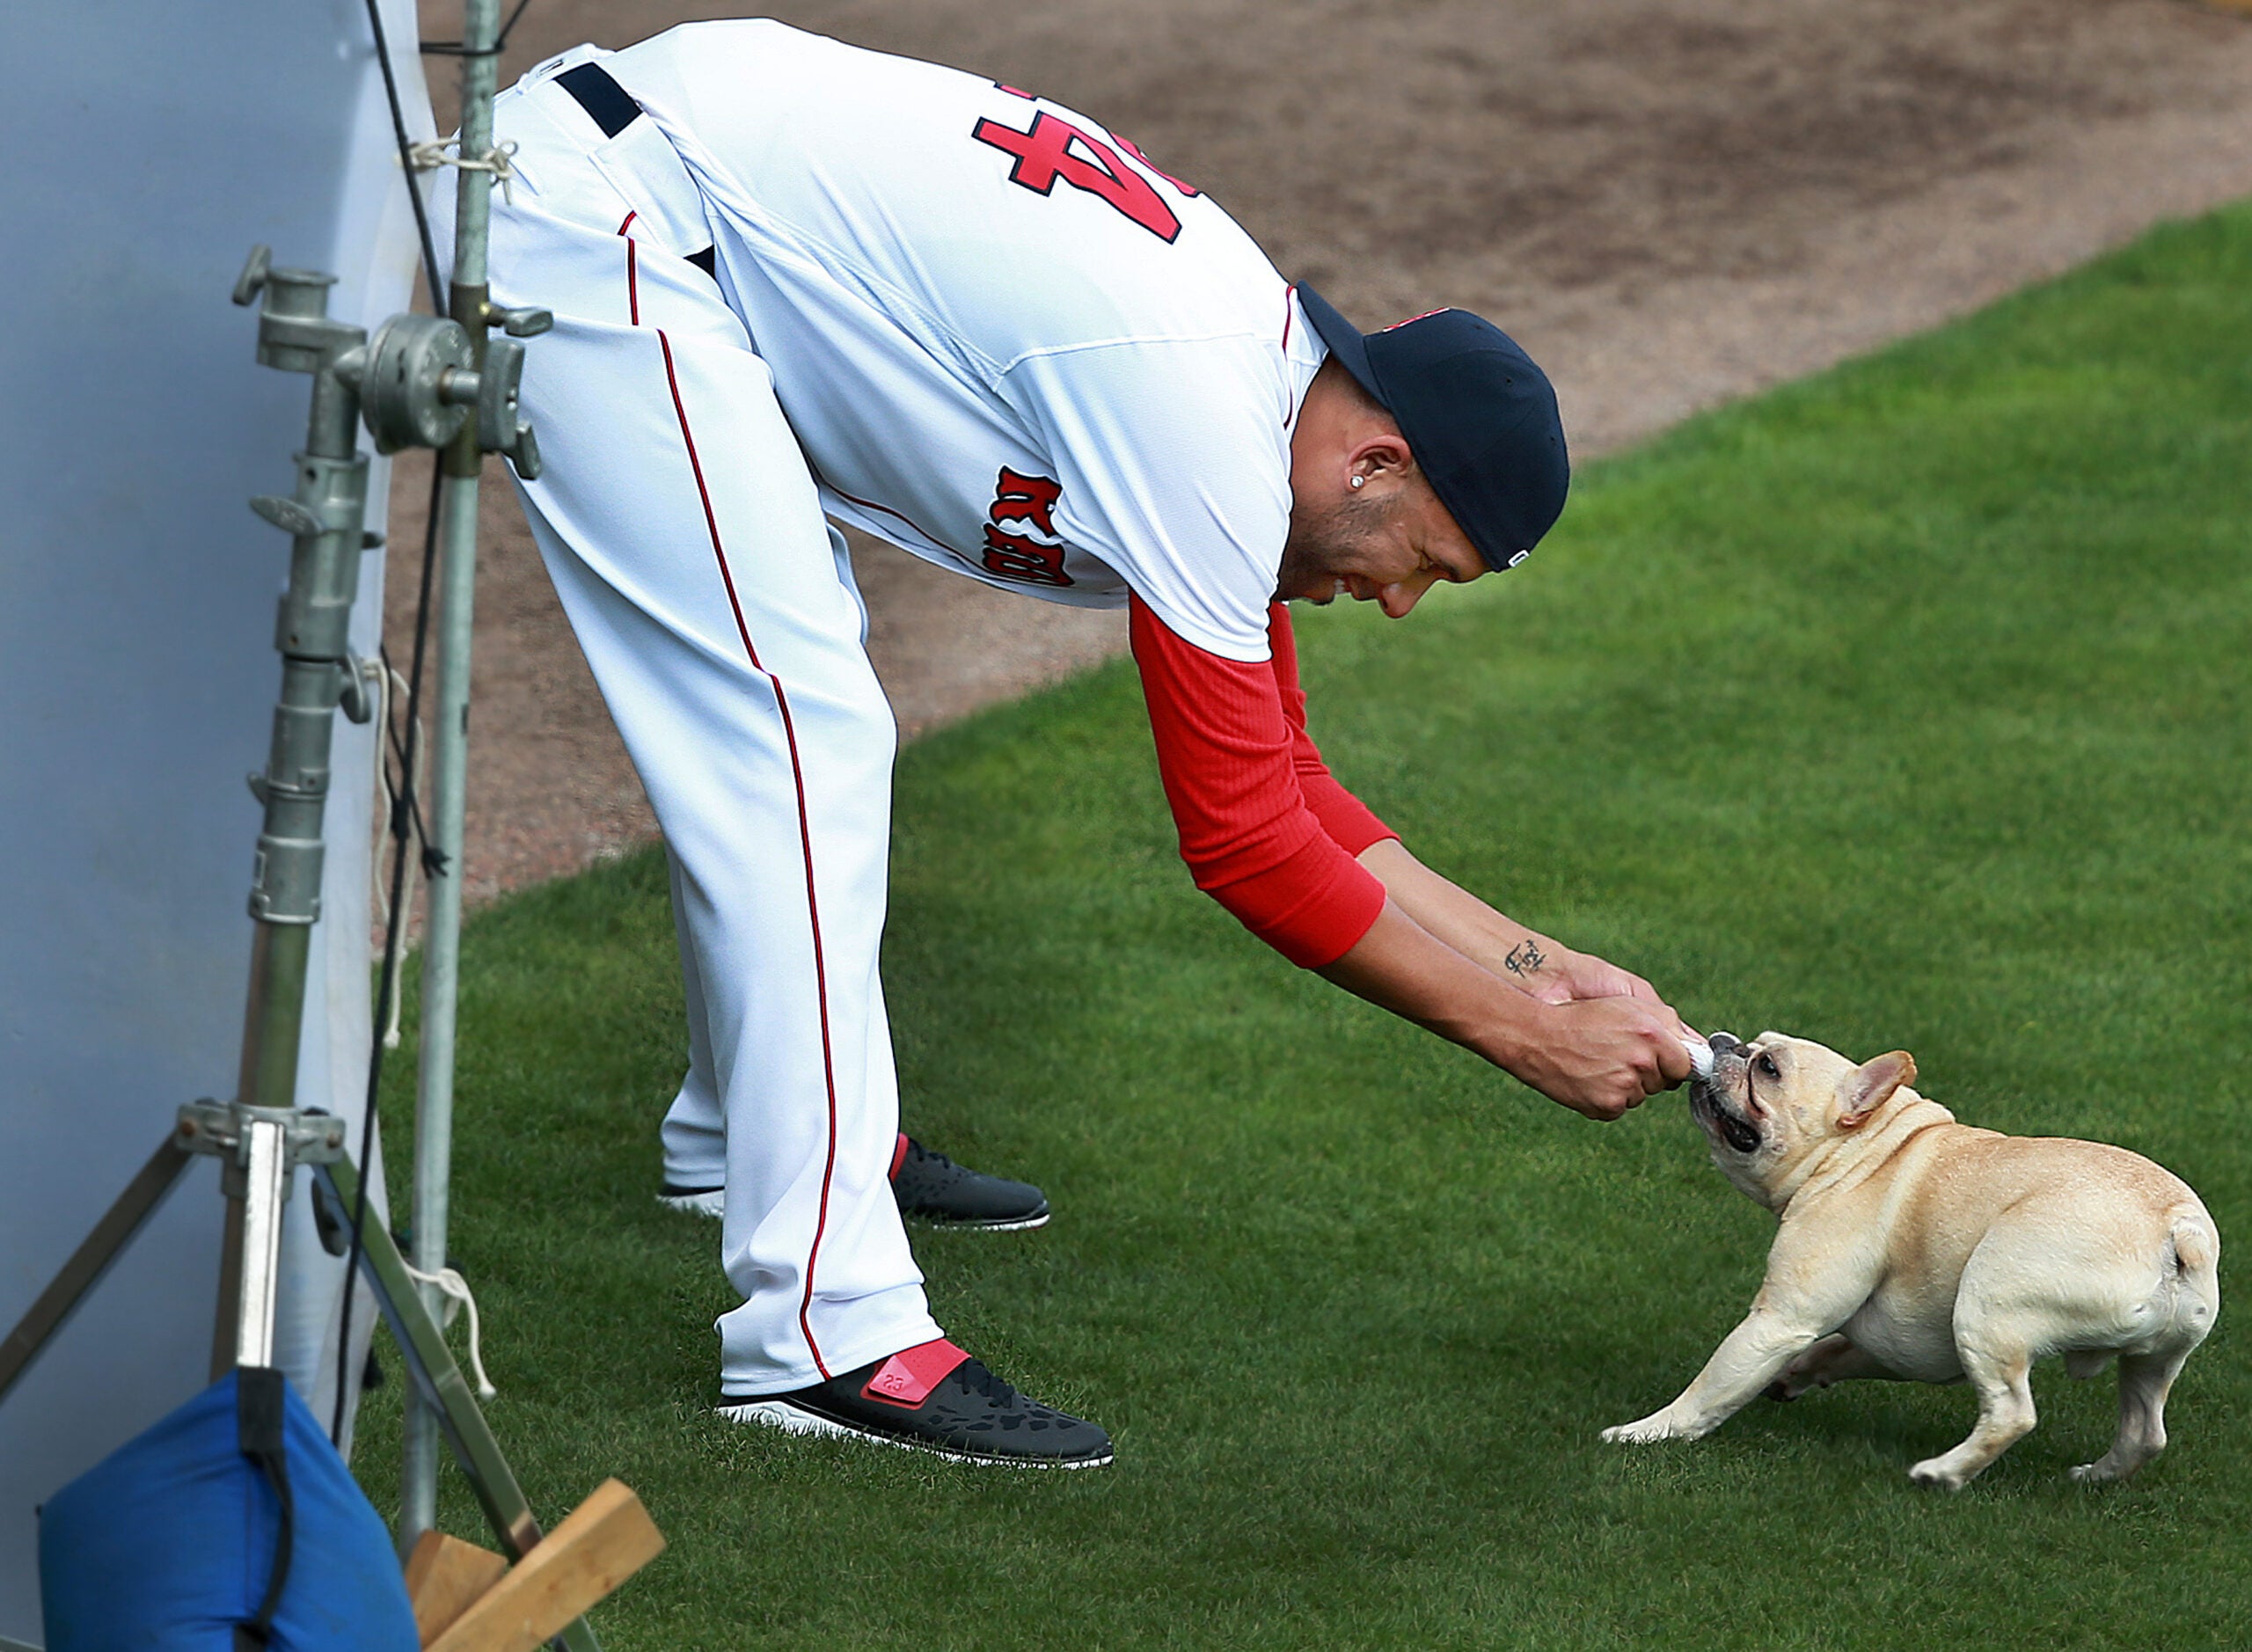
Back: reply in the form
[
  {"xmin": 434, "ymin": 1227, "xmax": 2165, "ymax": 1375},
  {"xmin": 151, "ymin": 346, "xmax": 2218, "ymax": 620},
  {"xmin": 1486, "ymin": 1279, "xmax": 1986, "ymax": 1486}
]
[{"xmin": 1602, "ymin": 1414, "xmax": 1687, "ymax": 1445}]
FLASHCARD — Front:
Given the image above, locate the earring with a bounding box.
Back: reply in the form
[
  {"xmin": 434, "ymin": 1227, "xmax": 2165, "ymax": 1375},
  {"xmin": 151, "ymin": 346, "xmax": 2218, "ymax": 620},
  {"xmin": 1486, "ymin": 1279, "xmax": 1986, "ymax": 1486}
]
[{"xmin": 1349, "ymin": 475, "xmax": 1364, "ymax": 488}]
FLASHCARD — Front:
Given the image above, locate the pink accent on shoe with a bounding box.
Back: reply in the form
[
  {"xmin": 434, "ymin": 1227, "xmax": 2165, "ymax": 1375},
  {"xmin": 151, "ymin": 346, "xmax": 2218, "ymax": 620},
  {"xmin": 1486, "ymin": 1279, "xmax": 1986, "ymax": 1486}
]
[
  {"xmin": 888, "ymin": 1132, "xmax": 910, "ymax": 1180},
  {"xmin": 861, "ymin": 1338, "xmax": 970, "ymax": 1408}
]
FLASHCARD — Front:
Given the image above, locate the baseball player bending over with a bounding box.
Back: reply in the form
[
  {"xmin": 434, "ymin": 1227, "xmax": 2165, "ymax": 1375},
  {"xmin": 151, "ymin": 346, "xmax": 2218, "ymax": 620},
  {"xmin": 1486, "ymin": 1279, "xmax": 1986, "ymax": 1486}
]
[{"xmin": 435, "ymin": 21, "xmax": 1699, "ymax": 1468}]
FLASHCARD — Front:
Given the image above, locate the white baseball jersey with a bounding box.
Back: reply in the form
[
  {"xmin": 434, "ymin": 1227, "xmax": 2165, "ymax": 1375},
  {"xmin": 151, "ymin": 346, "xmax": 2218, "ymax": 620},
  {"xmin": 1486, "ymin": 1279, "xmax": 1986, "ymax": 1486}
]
[
  {"xmin": 450, "ymin": 23, "xmax": 1378, "ymax": 1397},
  {"xmin": 603, "ymin": 20, "xmax": 1327, "ymax": 662}
]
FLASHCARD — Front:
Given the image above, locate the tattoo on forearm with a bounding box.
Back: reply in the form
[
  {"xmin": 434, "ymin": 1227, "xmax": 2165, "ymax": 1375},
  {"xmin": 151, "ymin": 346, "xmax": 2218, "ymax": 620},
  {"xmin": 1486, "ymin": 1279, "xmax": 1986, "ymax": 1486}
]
[{"xmin": 1504, "ymin": 939, "xmax": 1546, "ymax": 976}]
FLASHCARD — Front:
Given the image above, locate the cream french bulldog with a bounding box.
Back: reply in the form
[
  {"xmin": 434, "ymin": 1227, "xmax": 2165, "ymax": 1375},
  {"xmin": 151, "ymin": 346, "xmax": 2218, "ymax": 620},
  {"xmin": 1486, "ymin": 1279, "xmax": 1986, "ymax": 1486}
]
[{"xmin": 1604, "ymin": 1032, "xmax": 2219, "ymax": 1488}]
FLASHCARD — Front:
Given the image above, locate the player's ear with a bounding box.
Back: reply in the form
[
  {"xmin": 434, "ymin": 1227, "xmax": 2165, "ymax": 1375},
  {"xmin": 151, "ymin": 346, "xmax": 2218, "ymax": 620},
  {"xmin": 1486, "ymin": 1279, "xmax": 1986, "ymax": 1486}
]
[
  {"xmin": 1838, "ymin": 1050, "xmax": 1914, "ymax": 1131},
  {"xmin": 1349, "ymin": 432, "xmax": 1415, "ymax": 490}
]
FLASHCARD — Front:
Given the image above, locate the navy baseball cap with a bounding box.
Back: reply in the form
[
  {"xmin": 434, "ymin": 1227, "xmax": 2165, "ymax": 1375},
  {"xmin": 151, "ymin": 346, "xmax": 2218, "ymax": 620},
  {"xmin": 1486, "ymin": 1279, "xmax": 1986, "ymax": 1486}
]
[{"xmin": 1295, "ymin": 286, "xmax": 1569, "ymax": 571}]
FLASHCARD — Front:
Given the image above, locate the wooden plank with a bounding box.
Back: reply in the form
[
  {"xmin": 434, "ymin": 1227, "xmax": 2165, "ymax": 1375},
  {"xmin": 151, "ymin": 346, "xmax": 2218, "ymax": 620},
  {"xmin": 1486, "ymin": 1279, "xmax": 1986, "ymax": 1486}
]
[
  {"xmin": 426, "ymin": 1480, "xmax": 666, "ymax": 1652},
  {"xmin": 404, "ymin": 1531, "xmax": 510, "ymax": 1647}
]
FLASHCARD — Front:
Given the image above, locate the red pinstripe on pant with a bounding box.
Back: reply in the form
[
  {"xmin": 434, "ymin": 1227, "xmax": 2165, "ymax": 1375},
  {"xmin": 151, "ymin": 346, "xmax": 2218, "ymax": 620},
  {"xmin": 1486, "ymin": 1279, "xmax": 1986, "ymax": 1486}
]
[{"xmin": 619, "ymin": 208, "xmax": 845, "ymax": 1379}]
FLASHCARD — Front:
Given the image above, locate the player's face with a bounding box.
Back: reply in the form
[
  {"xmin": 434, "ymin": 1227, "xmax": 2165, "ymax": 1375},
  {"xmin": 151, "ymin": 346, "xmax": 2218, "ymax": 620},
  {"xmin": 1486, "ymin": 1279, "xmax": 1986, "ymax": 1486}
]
[{"xmin": 1276, "ymin": 485, "xmax": 1488, "ymax": 618}]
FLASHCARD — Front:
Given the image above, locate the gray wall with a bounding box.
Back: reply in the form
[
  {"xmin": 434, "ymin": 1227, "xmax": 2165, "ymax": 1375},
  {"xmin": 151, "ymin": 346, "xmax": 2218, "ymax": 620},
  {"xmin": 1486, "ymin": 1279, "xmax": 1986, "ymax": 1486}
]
[{"xmin": 0, "ymin": 2, "xmax": 430, "ymax": 1636}]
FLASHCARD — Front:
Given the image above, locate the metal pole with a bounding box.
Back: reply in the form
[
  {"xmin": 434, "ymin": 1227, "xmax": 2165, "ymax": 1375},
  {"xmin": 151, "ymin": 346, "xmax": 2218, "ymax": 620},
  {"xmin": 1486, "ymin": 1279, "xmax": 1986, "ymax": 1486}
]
[
  {"xmin": 405, "ymin": 0, "xmax": 501, "ymax": 1549},
  {"xmin": 214, "ymin": 256, "xmax": 377, "ymax": 1378},
  {"xmin": 233, "ymin": 1119, "xmax": 290, "ymax": 1369},
  {"xmin": 0, "ymin": 232, "xmax": 556, "ymax": 1599},
  {"xmin": 0, "ymin": 1136, "xmax": 195, "ymax": 1400}
]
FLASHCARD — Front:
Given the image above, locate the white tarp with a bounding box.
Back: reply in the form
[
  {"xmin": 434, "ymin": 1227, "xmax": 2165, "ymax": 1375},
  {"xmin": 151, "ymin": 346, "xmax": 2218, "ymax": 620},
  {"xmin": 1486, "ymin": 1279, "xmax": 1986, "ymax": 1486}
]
[{"xmin": 0, "ymin": 2, "xmax": 433, "ymax": 1637}]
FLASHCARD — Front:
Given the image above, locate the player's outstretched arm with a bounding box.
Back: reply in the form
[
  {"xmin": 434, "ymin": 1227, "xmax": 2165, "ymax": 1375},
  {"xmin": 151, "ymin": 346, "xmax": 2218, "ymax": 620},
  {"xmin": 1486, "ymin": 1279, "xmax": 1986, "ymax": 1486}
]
[
  {"xmin": 1122, "ymin": 599, "xmax": 1685, "ymax": 1117},
  {"xmin": 1356, "ymin": 838, "xmax": 1673, "ymax": 1013},
  {"xmin": 1317, "ymin": 895, "xmax": 1692, "ymax": 1121}
]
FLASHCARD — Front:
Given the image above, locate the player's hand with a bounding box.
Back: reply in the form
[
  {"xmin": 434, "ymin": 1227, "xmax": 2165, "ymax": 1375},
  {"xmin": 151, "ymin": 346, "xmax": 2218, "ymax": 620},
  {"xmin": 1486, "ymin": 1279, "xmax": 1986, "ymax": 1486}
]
[
  {"xmin": 1506, "ymin": 996, "xmax": 1696, "ymax": 1122},
  {"xmin": 1493, "ymin": 931, "xmax": 1666, "ymax": 1012},
  {"xmin": 1545, "ymin": 947, "xmax": 1667, "ymax": 1010},
  {"xmin": 1523, "ymin": 945, "xmax": 1703, "ymax": 1057}
]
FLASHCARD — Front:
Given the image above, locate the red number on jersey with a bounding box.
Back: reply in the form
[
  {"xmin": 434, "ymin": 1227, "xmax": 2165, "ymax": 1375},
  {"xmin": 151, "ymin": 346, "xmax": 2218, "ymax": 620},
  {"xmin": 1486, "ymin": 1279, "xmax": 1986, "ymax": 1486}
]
[
  {"xmin": 981, "ymin": 524, "xmax": 1072, "ymax": 586},
  {"xmin": 1114, "ymin": 134, "xmax": 1199, "ymax": 199},
  {"xmin": 989, "ymin": 467, "xmax": 1063, "ymax": 537},
  {"xmin": 980, "ymin": 468, "xmax": 1073, "ymax": 586},
  {"xmin": 971, "ymin": 112, "xmax": 1185, "ymax": 244}
]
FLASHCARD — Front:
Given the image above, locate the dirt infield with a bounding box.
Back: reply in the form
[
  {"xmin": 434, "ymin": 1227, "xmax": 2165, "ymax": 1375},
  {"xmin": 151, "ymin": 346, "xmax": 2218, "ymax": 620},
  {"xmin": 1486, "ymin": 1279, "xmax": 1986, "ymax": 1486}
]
[{"xmin": 395, "ymin": 0, "xmax": 2252, "ymax": 905}]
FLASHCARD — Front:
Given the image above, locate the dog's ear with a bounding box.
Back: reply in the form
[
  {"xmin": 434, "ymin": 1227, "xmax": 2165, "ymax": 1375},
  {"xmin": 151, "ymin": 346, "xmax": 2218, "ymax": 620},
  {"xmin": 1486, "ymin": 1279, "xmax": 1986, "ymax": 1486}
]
[{"xmin": 1838, "ymin": 1050, "xmax": 1916, "ymax": 1131}]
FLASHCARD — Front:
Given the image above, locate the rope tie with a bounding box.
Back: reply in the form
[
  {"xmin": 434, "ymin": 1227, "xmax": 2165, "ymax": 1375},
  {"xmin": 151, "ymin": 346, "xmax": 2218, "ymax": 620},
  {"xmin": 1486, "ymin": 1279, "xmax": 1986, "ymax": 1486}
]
[
  {"xmin": 405, "ymin": 138, "xmax": 521, "ymax": 204},
  {"xmin": 400, "ymin": 1261, "xmax": 498, "ymax": 1400},
  {"xmin": 372, "ymin": 662, "xmax": 425, "ymax": 1050}
]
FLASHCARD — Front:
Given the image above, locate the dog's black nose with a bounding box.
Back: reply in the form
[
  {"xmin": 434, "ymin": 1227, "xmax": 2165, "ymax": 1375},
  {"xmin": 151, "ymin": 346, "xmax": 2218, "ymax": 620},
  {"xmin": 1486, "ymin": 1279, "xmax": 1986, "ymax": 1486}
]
[{"xmin": 1707, "ymin": 1031, "xmax": 1743, "ymax": 1056}]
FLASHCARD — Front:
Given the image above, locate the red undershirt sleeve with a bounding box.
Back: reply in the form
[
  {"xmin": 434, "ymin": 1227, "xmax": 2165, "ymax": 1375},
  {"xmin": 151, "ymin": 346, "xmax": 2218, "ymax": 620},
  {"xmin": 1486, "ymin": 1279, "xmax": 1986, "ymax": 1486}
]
[
  {"xmin": 1265, "ymin": 603, "xmax": 1399, "ymax": 857},
  {"xmin": 1128, "ymin": 594, "xmax": 1390, "ymax": 969}
]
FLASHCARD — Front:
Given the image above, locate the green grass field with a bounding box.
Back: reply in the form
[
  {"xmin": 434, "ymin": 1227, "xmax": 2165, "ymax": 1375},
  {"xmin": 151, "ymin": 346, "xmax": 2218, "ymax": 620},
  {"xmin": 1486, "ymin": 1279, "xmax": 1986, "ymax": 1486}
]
[{"xmin": 357, "ymin": 202, "xmax": 2252, "ymax": 1648}]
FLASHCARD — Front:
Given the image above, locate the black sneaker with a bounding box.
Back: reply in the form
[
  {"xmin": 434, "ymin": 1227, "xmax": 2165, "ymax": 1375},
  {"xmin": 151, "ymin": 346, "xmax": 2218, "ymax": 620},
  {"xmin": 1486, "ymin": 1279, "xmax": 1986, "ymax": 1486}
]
[
  {"xmin": 890, "ymin": 1136, "xmax": 1050, "ymax": 1231},
  {"xmin": 658, "ymin": 1136, "xmax": 1050, "ymax": 1228},
  {"xmin": 717, "ymin": 1340, "xmax": 1111, "ymax": 1468}
]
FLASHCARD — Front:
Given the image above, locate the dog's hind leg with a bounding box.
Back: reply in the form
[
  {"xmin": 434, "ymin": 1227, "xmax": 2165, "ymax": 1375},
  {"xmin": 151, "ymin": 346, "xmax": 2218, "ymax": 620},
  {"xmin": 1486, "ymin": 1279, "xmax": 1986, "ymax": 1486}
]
[
  {"xmin": 1765, "ymin": 1334, "xmax": 1892, "ymax": 1401},
  {"xmin": 1912, "ymin": 1210, "xmax": 2111, "ymax": 1490},
  {"xmin": 2068, "ymin": 1209, "xmax": 2217, "ymax": 1483},
  {"xmin": 1909, "ymin": 1334, "xmax": 2036, "ymax": 1491},
  {"xmin": 2071, "ymin": 1344, "xmax": 2190, "ymax": 1484}
]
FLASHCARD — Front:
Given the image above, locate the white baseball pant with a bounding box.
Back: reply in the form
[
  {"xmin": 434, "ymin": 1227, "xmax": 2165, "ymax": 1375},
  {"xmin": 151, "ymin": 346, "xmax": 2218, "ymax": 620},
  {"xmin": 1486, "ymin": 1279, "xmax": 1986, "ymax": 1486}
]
[{"xmin": 452, "ymin": 63, "xmax": 943, "ymax": 1393}]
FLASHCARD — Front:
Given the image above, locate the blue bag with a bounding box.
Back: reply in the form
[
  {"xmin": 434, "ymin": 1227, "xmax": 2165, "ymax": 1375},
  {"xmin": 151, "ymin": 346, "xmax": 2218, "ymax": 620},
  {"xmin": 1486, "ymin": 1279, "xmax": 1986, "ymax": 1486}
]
[{"xmin": 39, "ymin": 1368, "xmax": 418, "ymax": 1651}]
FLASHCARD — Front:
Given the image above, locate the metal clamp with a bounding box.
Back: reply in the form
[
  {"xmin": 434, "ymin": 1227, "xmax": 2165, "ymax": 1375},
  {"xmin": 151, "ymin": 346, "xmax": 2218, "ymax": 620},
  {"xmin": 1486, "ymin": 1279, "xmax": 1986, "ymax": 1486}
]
[
  {"xmin": 355, "ymin": 313, "xmax": 475, "ymax": 454},
  {"xmin": 489, "ymin": 303, "xmax": 552, "ymax": 339},
  {"xmin": 472, "ymin": 336, "xmax": 542, "ymax": 479},
  {"xmin": 175, "ymin": 1102, "xmax": 346, "ymax": 1369},
  {"xmin": 340, "ymin": 311, "xmax": 542, "ymax": 478},
  {"xmin": 233, "ymin": 245, "xmax": 362, "ymax": 376},
  {"xmin": 249, "ymin": 493, "xmax": 323, "ymax": 537},
  {"xmin": 176, "ymin": 1100, "xmax": 347, "ymax": 1170}
]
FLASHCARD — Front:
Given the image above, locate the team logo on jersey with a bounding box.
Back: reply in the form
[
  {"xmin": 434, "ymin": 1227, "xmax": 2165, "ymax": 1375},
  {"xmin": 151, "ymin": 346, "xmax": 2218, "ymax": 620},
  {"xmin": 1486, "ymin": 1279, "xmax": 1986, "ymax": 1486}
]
[{"xmin": 981, "ymin": 468, "xmax": 1073, "ymax": 588}]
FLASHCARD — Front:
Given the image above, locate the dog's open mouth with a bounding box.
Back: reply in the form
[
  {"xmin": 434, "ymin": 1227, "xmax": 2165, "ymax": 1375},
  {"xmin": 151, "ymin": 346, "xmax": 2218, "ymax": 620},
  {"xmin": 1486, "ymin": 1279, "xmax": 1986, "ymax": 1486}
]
[
  {"xmin": 1692, "ymin": 1081, "xmax": 1763, "ymax": 1154},
  {"xmin": 1716, "ymin": 1110, "xmax": 1761, "ymax": 1154}
]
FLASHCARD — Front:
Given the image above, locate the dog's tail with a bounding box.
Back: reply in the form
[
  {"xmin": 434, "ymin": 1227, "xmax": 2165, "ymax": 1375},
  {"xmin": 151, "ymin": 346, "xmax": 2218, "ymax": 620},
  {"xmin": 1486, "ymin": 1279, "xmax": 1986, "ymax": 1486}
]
[
  {"xmin": 2161, "ymin": 1208, "xmax": 2221, "ymax": 1347},
  {"xmin": 2169, "ymin": 1210, "xmax": 2219, "ymax": 1281}
]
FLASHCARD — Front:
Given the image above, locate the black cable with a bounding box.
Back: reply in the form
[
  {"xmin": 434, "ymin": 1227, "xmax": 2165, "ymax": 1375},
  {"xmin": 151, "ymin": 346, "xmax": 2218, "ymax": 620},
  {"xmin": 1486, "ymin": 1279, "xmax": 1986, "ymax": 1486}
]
[
  {"xmin": 333, "ymin": 0, "xmax": 458, "ymax": 1444},
  {"xmin": 362, "ymin": 0, "xmax": 446, "ymax": 307},
  {"xmin": 377, "ymin": 641, "xmax": 434, "ymax": 862},
  {"xmin": 238, "ymin": 1367, "xmax": 296, "ymax": 1648},
  {"xmin": 333, "ymin": 457, "xmax": 445, "ymax": 1448}
]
